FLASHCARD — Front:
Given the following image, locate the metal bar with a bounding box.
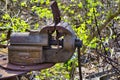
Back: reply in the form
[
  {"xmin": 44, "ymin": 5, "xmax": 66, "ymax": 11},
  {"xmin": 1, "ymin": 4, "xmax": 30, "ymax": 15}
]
[
  {"xmin": 51, "ymin": 1, "xmax": 61, "ymax": 26},
  {"xmin": 75, "ymin": 39, "xmax": 82, "ymax": 47},
  {"xmin": 50, "ymin": 39, "xmax": 82, "ymax": 46},
  {"xmin": 77, "ymin": 47, "xmax": 82, "ymax": 80},
  {"xmin": 2, "ymin": 76, "xmax": 18, "ymax": 80},
  {"xmin": 49, "ymin": 39, "xmax": 63, "ymax": 46}
]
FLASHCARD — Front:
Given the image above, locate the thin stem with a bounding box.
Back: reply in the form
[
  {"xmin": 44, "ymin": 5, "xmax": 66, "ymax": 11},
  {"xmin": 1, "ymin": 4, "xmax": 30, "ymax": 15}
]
[{"xmin": 77, "ymin": 47, "xmax": 82, "ymax": 80}]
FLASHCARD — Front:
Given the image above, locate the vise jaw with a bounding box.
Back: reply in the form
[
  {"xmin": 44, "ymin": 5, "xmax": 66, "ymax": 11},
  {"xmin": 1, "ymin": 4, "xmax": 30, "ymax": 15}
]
[{"xmin": 8, "ymin": 22, "xmax": 81, "ymax": 65}]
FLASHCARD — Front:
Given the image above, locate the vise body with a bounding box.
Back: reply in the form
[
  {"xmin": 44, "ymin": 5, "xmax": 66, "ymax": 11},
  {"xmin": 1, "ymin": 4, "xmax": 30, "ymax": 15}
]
[
  {"xmin": 8, "ymin": 22, "xmax": 81, "ymax": 65},
  {"xmin": 0, "ymin": 1, "xmax": 82, "ymax": 79}
]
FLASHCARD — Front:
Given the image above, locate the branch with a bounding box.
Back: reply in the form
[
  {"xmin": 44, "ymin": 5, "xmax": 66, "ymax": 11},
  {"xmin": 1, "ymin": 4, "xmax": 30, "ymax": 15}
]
[
  {"xmin": 5, "ymin": 0, "xmax": 8, "ymax": 13},
  {"xmin": 81, "ymin": 8, "xmax": 120, "ymax": 53}
]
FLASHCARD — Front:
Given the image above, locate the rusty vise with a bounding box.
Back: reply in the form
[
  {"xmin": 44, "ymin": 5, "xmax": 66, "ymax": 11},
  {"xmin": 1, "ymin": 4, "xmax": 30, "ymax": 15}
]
[{"xmin": 0, "ymin": 1, "xmax": 82, "ymax": 79}]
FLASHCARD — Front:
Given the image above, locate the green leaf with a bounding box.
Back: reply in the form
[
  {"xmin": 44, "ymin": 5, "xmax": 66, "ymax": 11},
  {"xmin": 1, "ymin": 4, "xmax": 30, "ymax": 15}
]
[
  {"xmin": 2, "ymin": 13, "xmax": 11, "ymax": 20},
  {"xmin": 87, "ymin": 20, "xmax": 92, "ymax": 24},
  {"xmin": 87, "ymin": 12, "xmax": 92, "ymax": 16},
  {"xmin": 1, "ymin": 33, "xmax": 6, "ymax": 39},
  {"xmin": 71, "ymin": 0, "xmax": 74, "ymax": 2},
  {"xmin": 12, "ymin": 0, "xmax": 17, "ymax": 2},
  {"xmin": 40, "ymin": 0, "xmax": 44, "ymax": 4},
  {"xmin": 30, "ymin": 0, "xmax": 38, "ymax": 3},
  {"xmin": 31, "ymin": 6, "xmax": 37, "ymax": 11},
  {"xmin": 46, "ymin": 0, "xmax": 50, "ymax": 5},
  {"xmin": 78, "ymin": 2, "xmax": 83, "ymax": 8},
  {"xmin": 20, "ymin": 2, "xmax": 27, "ymax": 7},
  {"xmin": 64, "ymin": 74, "xmax": 70, "ymax": 79},
  {"xmin": 34, "ymin": 23, "xmax": 39, "ymax": 29},
  {"xmin": 0, "ymin": 22, "xmax": 3, "ymax": 26}
]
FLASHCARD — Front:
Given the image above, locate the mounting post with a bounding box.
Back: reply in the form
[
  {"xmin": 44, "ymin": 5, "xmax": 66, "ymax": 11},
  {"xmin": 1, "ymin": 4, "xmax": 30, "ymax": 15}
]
[{"xmin": 77, "ymin": 47, "xmax": 83, "ymax": 80}]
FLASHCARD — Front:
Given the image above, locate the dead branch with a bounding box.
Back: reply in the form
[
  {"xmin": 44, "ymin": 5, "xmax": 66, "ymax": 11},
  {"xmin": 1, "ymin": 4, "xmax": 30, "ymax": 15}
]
[{"xmin": 81, "ymin": 7, "xmax": 120, "ymax": 53}]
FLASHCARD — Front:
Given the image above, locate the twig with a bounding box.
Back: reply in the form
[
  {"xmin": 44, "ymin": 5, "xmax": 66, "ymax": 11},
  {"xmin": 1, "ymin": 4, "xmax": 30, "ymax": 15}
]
[
  {"xmin": 93, "ymin": 6, "xmax": 120, "ymax": 75},
  {"xmin": 111, "ymin": 20, "xmax": 120, "ymax": 47},
  {"xmin": 82, "ymin": 4, "xmax": 120, "ymax": 53},
  {"xmin": 5, "ymin": 0, "xmax": 8, "ymax": 13},
  {"xmin": 96, "ymin": 48, "xmax": 120, "ymax": 75},
  {"xmin": 77, "ymin": 47, "xmax": 83, "ymax": 80}
]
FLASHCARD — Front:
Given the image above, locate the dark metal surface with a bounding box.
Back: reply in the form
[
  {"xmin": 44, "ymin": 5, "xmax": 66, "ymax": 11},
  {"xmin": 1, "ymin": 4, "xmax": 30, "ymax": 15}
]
[
  {"xmin": 77, "ymin": 47, "xmax": 82, "ymax": 80},
  {"xmin": 8, "ymin": 21, "xmax": 78, "ymax": 65},
  {"xmin": 0, "ymin": 55, "xmax": 54, "ymax": 71},
  {"xmin": 75, "ymin": 39, "xmax": 82, "ymax": 47},
  {"xmin": 0, "ymin": 67, "xmax": 27, "ymax": 80},
  {"xmin": 10, "ymin": 32, "xmax": 48, "ymax": 46},
  {"xmin": 0, "ymin": 62, "xmax": 55, "ymax": 71},
  {"xmin": 40, "ymin": 22, "xmax": 75, "ymax": 36},
  {"xmin": 0, "ymin": 1, "xmax": 82, "ymax": 79},
  {"xmin": 8, "ymin": 46, "xmax": 44, "ymax": 65},
  {"xmin": 0, "ymin": 54, "xmax": 27, "ymax": 79}
]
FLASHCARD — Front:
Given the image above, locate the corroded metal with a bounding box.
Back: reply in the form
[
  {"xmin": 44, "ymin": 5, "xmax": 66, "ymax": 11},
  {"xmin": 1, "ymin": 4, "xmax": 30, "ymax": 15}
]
[
  {"xmin": 8, "ymin": 22, "xmax": 76, "ymax": 65},
  {"xmin": 0, "ymin": 22, "xmax": 80, "ymax": 76},
  {"xmin": 8, "ymin": 46, "xmax": 43, "ymax": 65},
  {"xmin": 8, "ymin": 31, "xmax": 48, "ymax": 65},
  {"xmin": 0, "ymin": 1, "xmax": 82, "ymax": 79},
  {"xmin": 51, "ymin": 1, "xmax": 61, "ymax": 25},
  {"xmin": 10, "ymin": 32, "xmax": 48, "ymax": 46},
  {"xmin": 0, "ymin": 67, "xmax": 27, "ymax": 80},
  {"xmin": 0, "ymin": 57, "xmax": 54, "ymax": 71},
  {"xmin": 0, "ymin": 53, "xmax": 54, "ymax": 79},
  {"xmin": 0, "ymin": 54, "xmax": 27, "ymax": 80}
]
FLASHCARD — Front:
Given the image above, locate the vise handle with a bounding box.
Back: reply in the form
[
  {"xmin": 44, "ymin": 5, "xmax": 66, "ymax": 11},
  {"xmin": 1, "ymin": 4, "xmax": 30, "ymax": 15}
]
[{"xmin": 51, "ymin": 1, "xmax": 61, "ymax": 26}]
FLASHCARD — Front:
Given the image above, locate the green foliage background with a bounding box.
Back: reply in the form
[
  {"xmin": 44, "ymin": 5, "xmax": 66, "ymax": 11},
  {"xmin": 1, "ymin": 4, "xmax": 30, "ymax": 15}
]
[{"xmin": 0, "ymin": 0, "xmax": 120, "ymax": 79}]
